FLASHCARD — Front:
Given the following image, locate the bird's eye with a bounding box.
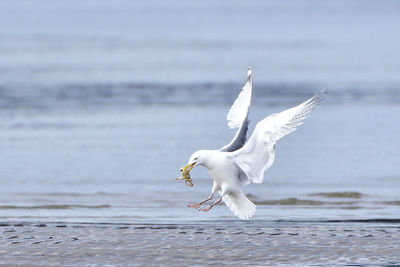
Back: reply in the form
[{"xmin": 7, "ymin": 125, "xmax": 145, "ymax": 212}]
[{"xmin": 194, "ymin": 157, "xmax": 198, "ymax": 160}]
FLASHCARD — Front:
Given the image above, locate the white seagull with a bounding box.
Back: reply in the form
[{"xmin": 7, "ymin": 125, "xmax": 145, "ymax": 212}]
[{"xmin": 183, "ymin": 68, "xmax": 326, "ymax": 220}]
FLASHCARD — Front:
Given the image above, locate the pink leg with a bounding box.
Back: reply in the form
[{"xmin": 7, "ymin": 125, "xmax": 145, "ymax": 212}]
[
  {"xmin": 187, "ymin": 193, "xmax": 214, "ymax": 209},
  {"xmin": 200, "ymin": 196, "xmax": 222, "ymax": 212}
]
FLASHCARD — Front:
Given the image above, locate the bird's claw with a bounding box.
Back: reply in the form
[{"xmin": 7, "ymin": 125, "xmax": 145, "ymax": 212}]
[
  {"xmin": 187, "ymin": 203, "xmax": 201, "ymax": 209},
  {"xmin": 199, "ymin": 207, "xmax": 211, "ymax": 212}
]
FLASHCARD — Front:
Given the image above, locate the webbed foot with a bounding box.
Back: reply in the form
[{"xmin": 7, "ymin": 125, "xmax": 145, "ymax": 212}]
[
  {"xmin": 199, "ymin": 206, "xmax": 212, "ymax": 212},
  {"xmin": 187, "ymin": 203, "xmax": 201, "ymax": 209}
]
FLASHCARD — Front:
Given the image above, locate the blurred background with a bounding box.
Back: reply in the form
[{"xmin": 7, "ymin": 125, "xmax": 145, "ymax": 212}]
[{"xmin": 0, "ymin": 0, "xmax": 399, "ymax": 223}]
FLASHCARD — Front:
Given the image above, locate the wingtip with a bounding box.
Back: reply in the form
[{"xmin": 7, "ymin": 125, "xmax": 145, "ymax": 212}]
[
  {"xmin": 319, "ymin": 88, "xmax": 328, "ymax": 101},
  {"xmin": 247, "ymin": 67, "xmax": 251, "ymax": 77},
  {"xmin": 311, "ymin": 88, "xmax": 327, "ymax": 105}
]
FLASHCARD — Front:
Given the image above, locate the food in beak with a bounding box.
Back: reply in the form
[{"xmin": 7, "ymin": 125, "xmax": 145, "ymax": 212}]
[{"xmin": 175, "ymin": 163, "xmax": 196, "ymax": 187}]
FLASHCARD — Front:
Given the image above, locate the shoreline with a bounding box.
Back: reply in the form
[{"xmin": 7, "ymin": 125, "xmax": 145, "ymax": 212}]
[{"xmin": 1, "ymin": 220, "xmax": 399, "ymax": 266}]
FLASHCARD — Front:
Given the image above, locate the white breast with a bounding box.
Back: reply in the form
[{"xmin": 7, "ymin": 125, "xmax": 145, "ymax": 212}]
[{"xmin": 205, "ymin": 152, "xmax": 242, "ymax": 194}]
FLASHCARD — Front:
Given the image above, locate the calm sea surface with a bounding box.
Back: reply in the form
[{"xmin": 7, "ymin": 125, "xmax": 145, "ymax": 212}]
[{"xmin": 0, "ymin": 0, "xmax": 399, "ymax": 223}]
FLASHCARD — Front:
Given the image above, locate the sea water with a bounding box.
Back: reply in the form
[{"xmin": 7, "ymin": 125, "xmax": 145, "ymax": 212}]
[{"xmin": 0, "ymin": 0, "xmax": 399, "ymax": 223}]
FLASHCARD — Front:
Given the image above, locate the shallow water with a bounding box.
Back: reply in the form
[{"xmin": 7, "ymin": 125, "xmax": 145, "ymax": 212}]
[
  {"xmin": 0, "ymin": 103, "xmax": 399, "ymax": 223},
  {"xmin": 0, "ymin": 0, "xmax": 399, "ymax": 224}
]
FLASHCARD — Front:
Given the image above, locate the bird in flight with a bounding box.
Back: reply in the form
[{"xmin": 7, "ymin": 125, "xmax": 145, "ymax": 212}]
[{"xmin": 181, "ymin": 68, "xmax": 326, "ymax": 220}]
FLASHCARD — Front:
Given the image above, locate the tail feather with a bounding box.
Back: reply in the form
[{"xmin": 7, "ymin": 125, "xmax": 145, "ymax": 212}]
[{"xmin": 222, "ymin": 192, "xmax": 256, "ymax": 220}]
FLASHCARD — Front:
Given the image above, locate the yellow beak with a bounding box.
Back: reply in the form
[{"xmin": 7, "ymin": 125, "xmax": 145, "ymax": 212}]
[{"xmin": 183, "ymin": 162, "xmax": 196, "ymax": 173}]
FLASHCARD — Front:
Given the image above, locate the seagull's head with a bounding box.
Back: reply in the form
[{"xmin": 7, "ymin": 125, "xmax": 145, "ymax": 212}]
[{"xmin": 185, "ymin": 150, "xmax": 210, "ymax": 169}]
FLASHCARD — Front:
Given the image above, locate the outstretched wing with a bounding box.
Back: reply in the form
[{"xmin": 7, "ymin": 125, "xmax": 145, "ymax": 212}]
[
  {"xmin": 231, "ymin": 89, "xmax": 327, "ymax": 185},
  {"xmin": 219, "ymin": 68, "xmax": 253, "ymax": 152}
]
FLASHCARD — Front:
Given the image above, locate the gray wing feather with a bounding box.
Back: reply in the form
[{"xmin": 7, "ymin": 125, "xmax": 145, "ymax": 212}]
[
  {"xmin": 219, "ymin": 68, "xmax": 252, "ymax": 152},
  {"xmin": 219, "ymin": 118, "xmax": 249, "ymax": 152},
  {"xmin": 232, "ymin": 89, "xmax": 327, "ymax": 184}
]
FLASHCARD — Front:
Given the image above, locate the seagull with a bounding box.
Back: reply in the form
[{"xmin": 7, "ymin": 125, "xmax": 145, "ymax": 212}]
[{"xmin": 182, "ymin": 68, "xmax": 326, "ymax": 220}]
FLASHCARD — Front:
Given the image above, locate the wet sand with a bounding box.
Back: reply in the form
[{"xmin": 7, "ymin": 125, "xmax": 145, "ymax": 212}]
[{"xmin": 1, "ymin": 221, "xmax": 399, "ymax": 266}]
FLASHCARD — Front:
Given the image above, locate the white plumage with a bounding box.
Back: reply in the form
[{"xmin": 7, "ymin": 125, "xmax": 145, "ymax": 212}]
[
  {"xmin": 184, "ymin": 68, "xmax": 326, "ymax": 220},
  {"xmin": 231, "ymin": 88, "xmax": 326, "ymax": 185},
  {"xmin": 226, "ymin": 68, "xmax": 252, "ymax": 129}
]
